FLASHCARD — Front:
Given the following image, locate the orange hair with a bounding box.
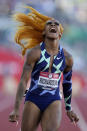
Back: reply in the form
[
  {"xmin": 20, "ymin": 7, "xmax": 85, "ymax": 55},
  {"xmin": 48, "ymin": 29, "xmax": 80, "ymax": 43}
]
[{"xmin": 13, "ymin": 6, "xmax": 63, "ymax": 55}]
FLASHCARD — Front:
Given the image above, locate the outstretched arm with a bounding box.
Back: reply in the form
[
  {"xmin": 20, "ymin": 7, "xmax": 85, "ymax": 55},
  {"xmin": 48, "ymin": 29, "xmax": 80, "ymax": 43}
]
[
  {"xmin": 63, "ymin": 49, "xmax": 79, "ymax": 123},
  {"xmin": 9, "ymin": 46, "xmax": 40, "ymax": 122}
]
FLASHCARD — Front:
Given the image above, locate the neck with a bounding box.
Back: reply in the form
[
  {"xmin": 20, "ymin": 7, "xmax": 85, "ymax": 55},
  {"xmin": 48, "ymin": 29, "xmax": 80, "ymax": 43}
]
[{"xmin": 44, "ymin": 38, "xmax": 59, "ymax": 55}]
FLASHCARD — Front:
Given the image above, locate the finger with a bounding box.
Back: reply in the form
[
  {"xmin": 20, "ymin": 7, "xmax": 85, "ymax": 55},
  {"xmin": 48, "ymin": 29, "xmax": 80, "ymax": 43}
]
[
  {"xmin": 70, "ymin": 112, "xmax": 79, "ymax": 122},
  {"xmin": 10, "ymin": 114, "xmax": 19, "ymax": 119},
  {"xmin": 9, "ymin": 115, "xmax": 15, "ymax": 120},
  {"xmin": 71, "ymin": 116, "xmax": 77, "ymax": 123},
  {"xmin": 16, "ymin": 121, "xmax": 19, "ymax": 126},
  {"xmin": 72, "ymin": 121, "xmax": 77, "ymax": 126},
  {"xmin": 9, "ymin": 118, "xmax": 17, "ymax": 122},
  {"xmin": 74, "ymin": 116, "xmax": 79, "ymax": 123},
  {"xmin": 70, "ymin": 115, "xmax": 76, "ymax": 123},
  {"xmin": 9, "ymin": 115, "xmax": 19, "ymax": 122},
  {"xmin": 71, "ymin": 113, "xmax": 79, "ymax": 122},
  {"xmin": 9, "ymin": 116, "xmax": 17, "ymax": 122},
  {"xmin": 67, "ymin": 113, "xmax": 74, "ymax": 122},
  {"xmin": 68, "ymin": 114, "xmax": 74, "ymax": 122},
  {"xmin": 70, "ymin": 117, "xmax": 74, "ymax": 122}
]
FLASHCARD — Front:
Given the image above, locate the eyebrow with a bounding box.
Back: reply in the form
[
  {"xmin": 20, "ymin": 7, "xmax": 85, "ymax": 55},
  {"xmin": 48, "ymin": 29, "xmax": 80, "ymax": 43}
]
[{"xmin": 46, "ymin": 21, "xmax": 60, "ymax": 25}]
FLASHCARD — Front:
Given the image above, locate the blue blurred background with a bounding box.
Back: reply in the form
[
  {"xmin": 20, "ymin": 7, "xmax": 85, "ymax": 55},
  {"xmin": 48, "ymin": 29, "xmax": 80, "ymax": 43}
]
[{"xmin": 0, "ymin": 0, "xmax": 87, "ymax": 131}]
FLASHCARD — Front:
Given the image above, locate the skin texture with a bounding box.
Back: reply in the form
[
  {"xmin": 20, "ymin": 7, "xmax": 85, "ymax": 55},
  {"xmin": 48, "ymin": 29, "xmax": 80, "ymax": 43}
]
[
  {"xmin": 21, "ymin": 101, "xmax": 41, "ymax": 131},
  {"xmin": 41, "ymin": 101, "xmax": 62, "ymax": 131},
  {"xmin": 9, "ymin": 19, "xmax": 79, "ymax": 131}
]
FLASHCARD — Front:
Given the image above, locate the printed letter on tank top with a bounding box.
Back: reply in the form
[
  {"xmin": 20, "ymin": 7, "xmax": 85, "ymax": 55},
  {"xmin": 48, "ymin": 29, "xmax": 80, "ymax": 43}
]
[{"xmin": 38, "ymin": 71, "xmax": 60, "ymax": 90}]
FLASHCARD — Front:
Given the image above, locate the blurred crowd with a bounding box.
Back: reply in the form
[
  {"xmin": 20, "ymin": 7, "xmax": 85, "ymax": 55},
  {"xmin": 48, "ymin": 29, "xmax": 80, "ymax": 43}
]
[{"xmin": 0, "ymin": 0, "xmax": 87, "ymax": 96}]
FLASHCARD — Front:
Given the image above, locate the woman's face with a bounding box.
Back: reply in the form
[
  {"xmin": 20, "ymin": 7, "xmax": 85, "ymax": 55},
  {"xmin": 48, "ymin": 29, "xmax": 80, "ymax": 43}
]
[{"xmin": 43, "ymin": 19, "xmax": 60, "ymax": 39}]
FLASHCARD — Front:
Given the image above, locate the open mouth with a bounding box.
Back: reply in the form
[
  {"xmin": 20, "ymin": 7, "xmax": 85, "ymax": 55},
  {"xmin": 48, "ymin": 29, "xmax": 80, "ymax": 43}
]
[{"xmin": 49, "ymin": 28, "xmax": 57, "ymax": 33}]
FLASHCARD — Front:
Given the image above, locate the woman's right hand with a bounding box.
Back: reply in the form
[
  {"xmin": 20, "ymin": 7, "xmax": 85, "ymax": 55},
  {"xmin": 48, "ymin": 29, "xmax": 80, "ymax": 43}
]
[{"xmin": 9, "ymin": 110, "xmax": 19, "ymax": 122}]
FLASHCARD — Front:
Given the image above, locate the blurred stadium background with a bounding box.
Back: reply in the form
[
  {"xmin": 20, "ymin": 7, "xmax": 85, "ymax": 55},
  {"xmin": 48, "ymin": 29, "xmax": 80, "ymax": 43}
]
[{"xmin": 0, "ymin": 0, "xmax": 87, "ymax": 131}]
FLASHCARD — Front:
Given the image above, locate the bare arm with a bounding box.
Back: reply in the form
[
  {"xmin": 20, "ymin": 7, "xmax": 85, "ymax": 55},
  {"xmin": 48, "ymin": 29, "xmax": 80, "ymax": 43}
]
[
  {"xmin": 14, "ymin": 59, "xmax": 34, "ymax": 111},
  {"xmin": 9, "ymin": 46, "xmax": 40, "ymax": 122},
  {"xmin": 63, "ymin": 48, "xmax": 73, "ymax": 73}
]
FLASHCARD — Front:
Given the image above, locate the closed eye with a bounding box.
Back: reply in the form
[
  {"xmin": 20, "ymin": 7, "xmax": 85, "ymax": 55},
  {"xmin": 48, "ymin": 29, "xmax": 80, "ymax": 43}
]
[
  {"xmin": 54, "ymin": 22, "xmax": 59, "ymax": 26},
  {"xmin": 46, "ymin": 21, "xmax": 60, "ymax": 26},
  {"xmin": 46, "ymin": 21, "xmax": 52, "ymax": 25}
]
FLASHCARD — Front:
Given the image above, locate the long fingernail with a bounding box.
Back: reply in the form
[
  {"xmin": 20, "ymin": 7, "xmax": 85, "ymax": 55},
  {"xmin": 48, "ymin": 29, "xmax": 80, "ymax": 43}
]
[
  {"xmin": 16, "ymin": 121, "xmax": 18, "ymax": 126},
  {"xmin": 73, "ymin": 121, "xmax": 76, "ymax": 126}
]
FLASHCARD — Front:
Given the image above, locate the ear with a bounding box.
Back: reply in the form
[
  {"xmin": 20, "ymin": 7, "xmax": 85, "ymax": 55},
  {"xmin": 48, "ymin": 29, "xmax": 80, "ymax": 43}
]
[
  {"xmin": 59, "ymin": 26, "xmax": 62, "ymax": 40},
  {"xmin": 59, "ymin": 33, "xmax": 62, "ymax": 40}
]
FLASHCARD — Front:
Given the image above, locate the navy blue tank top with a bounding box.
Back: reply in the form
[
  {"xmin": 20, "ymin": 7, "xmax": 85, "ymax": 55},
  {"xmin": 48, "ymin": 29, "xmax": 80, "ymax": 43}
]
[{"xmin": 29, "ymin": 42, "xmax": 66, "ymax": 96}]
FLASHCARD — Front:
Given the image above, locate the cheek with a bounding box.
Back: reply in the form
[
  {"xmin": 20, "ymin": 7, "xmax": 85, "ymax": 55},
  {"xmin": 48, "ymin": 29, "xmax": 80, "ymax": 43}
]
[
  {"xmin": 46, "ymin": 27, "xmax": 49, "ymax": 32},
  {"xmin": 58, "ymin": 26, "xmax": 61, "ymax": 33},
  {"xmin": 45, "ymin": 29, "xmax": 49, "ymax": 35},
  {"xmin": 45, "ymin": 25, "xmax": 50, "ymax": 30}
]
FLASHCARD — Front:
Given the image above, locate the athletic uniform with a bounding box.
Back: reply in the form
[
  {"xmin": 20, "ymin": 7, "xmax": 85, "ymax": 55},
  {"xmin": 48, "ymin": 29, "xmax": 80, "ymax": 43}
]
[{"xmin": 25, "ymin": 42, "xmax": 66, "ymax": 111}]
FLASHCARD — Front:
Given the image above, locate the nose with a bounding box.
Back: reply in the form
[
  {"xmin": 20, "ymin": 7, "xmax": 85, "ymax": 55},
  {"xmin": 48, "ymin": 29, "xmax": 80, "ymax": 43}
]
[{"xmin": 51, "ymin": 22, "xmax": 55, "ymax": 26}]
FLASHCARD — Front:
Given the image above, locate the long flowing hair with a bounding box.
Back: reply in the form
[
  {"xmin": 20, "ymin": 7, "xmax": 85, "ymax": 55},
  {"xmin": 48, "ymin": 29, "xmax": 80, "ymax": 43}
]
[{"xmin": 13, "ymin": 6, "xmax": 64, "ymax": 55}]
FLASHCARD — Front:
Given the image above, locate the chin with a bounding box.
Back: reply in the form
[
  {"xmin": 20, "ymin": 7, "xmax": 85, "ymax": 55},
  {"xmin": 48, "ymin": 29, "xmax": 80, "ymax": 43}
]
[
  {"xmin": 47, "ymin": 34, "xmax": 58, "ymax": 39},
  {"xmin": 47, "ymin": 33, "xmax": 58, "ymax": 39}
]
